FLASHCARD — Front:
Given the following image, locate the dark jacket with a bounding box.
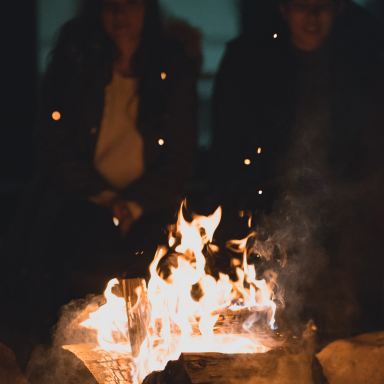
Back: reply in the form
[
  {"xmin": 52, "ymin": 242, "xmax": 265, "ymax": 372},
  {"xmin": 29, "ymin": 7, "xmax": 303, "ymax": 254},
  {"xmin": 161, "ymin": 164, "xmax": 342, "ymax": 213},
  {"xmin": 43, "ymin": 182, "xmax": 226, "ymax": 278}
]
[
  {"xmin": 1, "ymin": 19, "xmax": 199, "ymax": 347},
  {"xmin": 212, "ymin": 9, "xmax": 384, "ymax": 214},
  {"xmin": 211, "ymin": 6, "xmax": 384, "ymax": 335},
  {"xmin": 3, "ymin": 18, "xmax": 199, "ymax": 300},
  {"xmin": 39, "ymin": 18, "xmax": 198, "ymax": 215}
]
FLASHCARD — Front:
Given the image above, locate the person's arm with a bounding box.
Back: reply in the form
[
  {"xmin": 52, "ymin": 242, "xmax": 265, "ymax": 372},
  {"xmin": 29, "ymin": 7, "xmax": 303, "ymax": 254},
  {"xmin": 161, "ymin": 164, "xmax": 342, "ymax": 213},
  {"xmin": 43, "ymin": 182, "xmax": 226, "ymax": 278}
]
[
  {"xmin": 37, "ymin": 20, "xmax": 111, "ymax": 199},
  {"xmin": 120, "ymin": 54, "xmax": 198, "ymax": 215},
  {"xmin": 212, "ymin": 42, "xmax": 241, "ymax": 157},
  {"xmin": 211, "ymin": 40, "xmax": 249, "ymax": 202},
  {"xmin": 211, "ymin": 38, "xmax": 277, "ymax": 213}
]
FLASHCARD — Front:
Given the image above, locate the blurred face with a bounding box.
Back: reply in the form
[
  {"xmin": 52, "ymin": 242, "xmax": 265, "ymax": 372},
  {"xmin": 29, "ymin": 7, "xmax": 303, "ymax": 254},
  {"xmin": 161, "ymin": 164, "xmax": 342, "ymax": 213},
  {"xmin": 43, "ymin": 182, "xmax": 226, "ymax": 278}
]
[
  {"xmin": 101, "ymin": 0, "xmax": 146, "ymax": 44},
  {"xmin": 281, "ymin": 0, "xmax": 338, "ymax": 52}
]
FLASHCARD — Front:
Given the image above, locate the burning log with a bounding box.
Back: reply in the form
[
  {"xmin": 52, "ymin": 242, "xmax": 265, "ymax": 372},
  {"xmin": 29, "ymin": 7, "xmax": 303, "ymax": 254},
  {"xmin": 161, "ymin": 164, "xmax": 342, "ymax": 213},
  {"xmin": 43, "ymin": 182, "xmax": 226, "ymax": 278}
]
[
  {"xmin": 62, "ymin": 203, "xmax": 301, "ymax": 383},
  {"xmin": 317, "ymin": 331, "xmax": 384, "ymax": 384},
  {"xmin": 63, "ymin": 328, "xmax": 320, "ymax": 384},
  {"xmin": 213, "ymin": 308, "xmax": 273, "ymax": 335},
  {"xmin": 63, "ymin": 343, "xmax": 134, "ymax": 384},
  {"xmin": 63, "ymin": 278, "xmax": 150, "ymax": 383},
  {"xmin": 120, "ymin": 279, "xmax": 150, "ymax": 358},
  {"xmin": 64, "ymin": 341, "xmax": 317, "ymax": 384},
  {"xmin": 142, "ymin": 334, "xmax": 318, "ymax": 384}
]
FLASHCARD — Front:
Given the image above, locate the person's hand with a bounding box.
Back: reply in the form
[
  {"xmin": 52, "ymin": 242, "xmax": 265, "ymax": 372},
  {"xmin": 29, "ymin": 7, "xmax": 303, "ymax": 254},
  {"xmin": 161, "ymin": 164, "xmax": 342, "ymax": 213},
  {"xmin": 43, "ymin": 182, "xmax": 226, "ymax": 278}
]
[
  {"xmin": 112, "ymin": 200, "xmax": 136, "ymax": 237},
  {"xmin": 89, "ymin": 190, "xmax": 118, "ymax": 207}
]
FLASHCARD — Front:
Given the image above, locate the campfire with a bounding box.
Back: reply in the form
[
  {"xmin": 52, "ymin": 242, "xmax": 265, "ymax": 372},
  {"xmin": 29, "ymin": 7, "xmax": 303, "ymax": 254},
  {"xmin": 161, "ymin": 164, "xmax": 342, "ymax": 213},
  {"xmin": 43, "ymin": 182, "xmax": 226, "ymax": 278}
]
[{"xmin": 63, "ymin": 202, "xmax": 313, "ymax": 384}]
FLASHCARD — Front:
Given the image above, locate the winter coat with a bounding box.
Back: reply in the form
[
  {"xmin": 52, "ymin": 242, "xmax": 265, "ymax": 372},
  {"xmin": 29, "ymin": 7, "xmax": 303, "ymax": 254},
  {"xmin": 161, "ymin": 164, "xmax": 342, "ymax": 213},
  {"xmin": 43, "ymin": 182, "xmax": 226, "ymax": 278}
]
[
  {"xmin": 212, "ymin": 14, "xmax": 384, "ymax": 214},
  {"xmin": 39, "ymin": 18, "xmax": 198, "ymax": 215}
]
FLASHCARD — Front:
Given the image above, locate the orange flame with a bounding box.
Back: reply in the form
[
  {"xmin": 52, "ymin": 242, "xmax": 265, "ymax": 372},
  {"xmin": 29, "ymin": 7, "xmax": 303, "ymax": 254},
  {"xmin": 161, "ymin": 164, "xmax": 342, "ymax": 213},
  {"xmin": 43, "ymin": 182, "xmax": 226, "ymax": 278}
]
[
  {"xmin": 80, "ymin": 203, "xmax": 280, "ymax": 381},
  {"xmin": 81, "ymin": 278, "xmax": 131, "ymax": 353}
]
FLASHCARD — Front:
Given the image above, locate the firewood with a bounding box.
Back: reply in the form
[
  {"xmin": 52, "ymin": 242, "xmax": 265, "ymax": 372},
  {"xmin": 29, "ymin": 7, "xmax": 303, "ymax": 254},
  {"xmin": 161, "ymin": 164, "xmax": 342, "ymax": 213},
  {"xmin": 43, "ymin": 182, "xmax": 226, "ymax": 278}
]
[
  {"xmin": 64, "ymin": 331, "xmax": 323, "ymax": 384},
  {"xmin": 120, "ymin": 279, "xmax": 150, "ymax": 358},
  {"xmin": 63, "ymin": 343, "xmax": 134, "ymax": 384},
  {"xmin": 213, "ymin": 308, "xmax": 273, "ymax": 335},
  {"xmin": 179, "ymin": 349, "xmax": 312, "ymax": 384},
  {"xmin": 143, "ymin": 337, "xmax": 317, "ymax": 384}
]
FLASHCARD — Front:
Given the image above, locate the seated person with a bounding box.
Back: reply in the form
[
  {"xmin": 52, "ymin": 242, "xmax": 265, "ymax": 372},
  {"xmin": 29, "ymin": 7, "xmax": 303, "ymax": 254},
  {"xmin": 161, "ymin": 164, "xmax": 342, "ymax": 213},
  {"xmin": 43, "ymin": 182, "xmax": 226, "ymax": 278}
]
[
  {"xmin": 2, "ymin": 0, "xmax": 200, "ymax": 363},
  {"xmin": 212, "ymin": 0, "xmax": 384, "ymax": 337}
]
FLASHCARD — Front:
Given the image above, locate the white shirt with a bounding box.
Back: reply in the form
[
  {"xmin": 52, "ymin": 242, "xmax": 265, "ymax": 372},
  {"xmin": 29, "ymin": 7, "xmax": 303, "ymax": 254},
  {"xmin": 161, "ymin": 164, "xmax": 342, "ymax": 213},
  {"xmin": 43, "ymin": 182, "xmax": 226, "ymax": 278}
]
[{"xmin": 94, "ymin": 71, "xmax": 144, "ymax": 190}]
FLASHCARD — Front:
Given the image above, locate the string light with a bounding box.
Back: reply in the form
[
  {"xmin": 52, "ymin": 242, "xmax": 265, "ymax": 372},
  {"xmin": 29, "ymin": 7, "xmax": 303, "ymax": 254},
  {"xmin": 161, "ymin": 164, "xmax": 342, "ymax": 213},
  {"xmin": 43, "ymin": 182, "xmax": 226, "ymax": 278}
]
[
  {"xmin": 244, "ymin": 158, "xmax": 251, "ymax": 166},
  {"xmin": 51, "ymin": 110, "xmax": 61, "ymax": 121},
  {"xmin": 273, "ymin": 33, "xmax": 278, "ymax": 39},
  {"xmin": 257, "ymin": 147, "xmax": 262, "ymax": 154},
  {"xmin": 113, "ymin": 217, "xmax": 120, "ymax": 227},
  {"xmin": 161, "ymin": 72, "xmax": 167, "ymax": 80},
  {"xmin": 158, "ymin": 138, "xmax": 165, "ymax": 146},
  {"xmin": 258, "ymin": 190, "xmax": 263, "ymax": 195}
]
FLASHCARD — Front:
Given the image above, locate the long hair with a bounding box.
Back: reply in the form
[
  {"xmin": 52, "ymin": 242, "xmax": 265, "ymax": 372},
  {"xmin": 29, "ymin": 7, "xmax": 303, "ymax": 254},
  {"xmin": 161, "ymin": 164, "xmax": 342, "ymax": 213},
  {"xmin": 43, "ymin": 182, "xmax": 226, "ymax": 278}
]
[{"xmin": 75, "ymin": 0, "xmax": 164, "ymax": 75}]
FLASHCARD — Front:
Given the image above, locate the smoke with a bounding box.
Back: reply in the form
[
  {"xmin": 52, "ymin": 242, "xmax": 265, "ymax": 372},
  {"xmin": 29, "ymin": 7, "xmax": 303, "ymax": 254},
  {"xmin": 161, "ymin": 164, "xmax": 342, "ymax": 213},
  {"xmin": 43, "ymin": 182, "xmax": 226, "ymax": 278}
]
[
  {"xmin": 260, "ymin": 190, "xmax": 330, "ymax": 329},
  {"xmin": 23, "ymin": 165, "xmax": 383, "ymax": 382},
  {"xmin": 25, "ymin": 295, "xmax": 103, "ymax": 384},
  {"xmin": 52, "ymin": 295, "xmax": 103, "ymax": 347},
  {"xmin": 248, "ymin": 140, "xmax": 384, "ymax": 338}
]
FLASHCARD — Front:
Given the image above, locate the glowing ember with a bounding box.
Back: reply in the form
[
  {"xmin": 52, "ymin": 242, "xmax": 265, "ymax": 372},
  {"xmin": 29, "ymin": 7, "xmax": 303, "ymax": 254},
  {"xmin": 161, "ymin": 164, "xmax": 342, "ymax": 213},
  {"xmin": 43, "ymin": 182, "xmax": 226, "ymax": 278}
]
[{"xmin": 80, "ymin": 202, "xmax": 281, "ymax": 382}]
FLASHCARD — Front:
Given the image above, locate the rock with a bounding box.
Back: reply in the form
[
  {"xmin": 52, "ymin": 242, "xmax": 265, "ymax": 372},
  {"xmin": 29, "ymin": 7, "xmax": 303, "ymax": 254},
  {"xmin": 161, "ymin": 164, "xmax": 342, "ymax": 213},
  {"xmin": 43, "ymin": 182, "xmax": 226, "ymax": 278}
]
[
  {"xmin": 0, "ymin": 342, "xmax": 28, "ymax": 384},
  {"xmin": 317, "ymin": 331, "xmax": 384, "ymax": 384},
  {"xmin": 27, "ymin": 344, "xmax": 98, "ymax": 384}
]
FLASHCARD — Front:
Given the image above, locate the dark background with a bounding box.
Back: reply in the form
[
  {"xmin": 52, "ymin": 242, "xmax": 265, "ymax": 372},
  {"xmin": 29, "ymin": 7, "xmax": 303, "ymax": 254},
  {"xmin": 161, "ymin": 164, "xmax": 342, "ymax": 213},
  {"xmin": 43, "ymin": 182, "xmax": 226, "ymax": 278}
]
[
  {"xmin": 0, "ymin": 0, "xmax": 383, "ymax": 241},
  {"xmin": 0, "ymin": 0, "xmax": 37, "ymax": 237}
]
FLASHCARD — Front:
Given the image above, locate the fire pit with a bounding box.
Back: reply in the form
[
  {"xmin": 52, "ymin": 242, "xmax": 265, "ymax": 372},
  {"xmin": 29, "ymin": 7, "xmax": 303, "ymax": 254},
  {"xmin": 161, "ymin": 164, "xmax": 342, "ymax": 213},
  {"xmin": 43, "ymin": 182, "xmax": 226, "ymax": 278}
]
[
  {"xmin": 64, "ymin": 332, "xmax": 316, "ymax": 384},
  {"xmin": 62, "ymin": 203, "xmax": 315, "ymax": 383}
]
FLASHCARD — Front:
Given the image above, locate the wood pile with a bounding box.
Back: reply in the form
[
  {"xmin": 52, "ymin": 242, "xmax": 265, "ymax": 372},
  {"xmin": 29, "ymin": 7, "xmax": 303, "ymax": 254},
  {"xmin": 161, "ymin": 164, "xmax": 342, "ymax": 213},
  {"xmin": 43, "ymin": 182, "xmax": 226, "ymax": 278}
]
[{"xmin": 64, "ymin": 334, "xmax": 318, "ymax": 384}]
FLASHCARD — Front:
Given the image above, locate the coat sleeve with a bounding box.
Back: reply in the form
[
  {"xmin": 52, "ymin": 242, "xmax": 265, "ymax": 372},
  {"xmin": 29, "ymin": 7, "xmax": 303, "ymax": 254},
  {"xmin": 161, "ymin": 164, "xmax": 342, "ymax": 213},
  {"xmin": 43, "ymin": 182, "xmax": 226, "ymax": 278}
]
[
  {"xmin": 211, "ymin": 41, "xmax": 249, "ymax": 202},
  {"xmin": 211, "ymin": 38, "xmax": 277, "ymax": 212},
  {"xmin": 37, "ymin": 21, "xmax": 110, "ymax": 198},
  {"xmin": 212, "ymin": 39, "xmax": 257, "ymax": 173},
  {"xmin": 212, "ymin": 42, "xmax": 239, "ymax": 156},
  {"xmin": 121, "ymin": 55, "xmax": 198, "ymax": 215}
]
